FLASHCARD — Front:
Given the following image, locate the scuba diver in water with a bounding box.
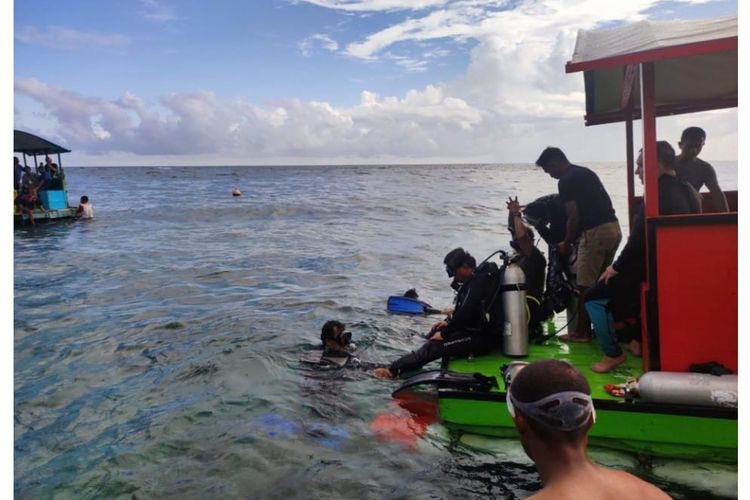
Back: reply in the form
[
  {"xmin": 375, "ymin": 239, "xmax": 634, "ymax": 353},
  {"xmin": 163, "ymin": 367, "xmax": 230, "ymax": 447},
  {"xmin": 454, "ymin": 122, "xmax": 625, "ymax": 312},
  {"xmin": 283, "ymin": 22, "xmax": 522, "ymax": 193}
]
[
  {"xmin": 306, "ymin": 320, "xmax": 360, "ymax": 369},
  {"xmin": 301, "ymin": 320, "xmax": 383, "ymax": 371},
  {"xmin": 374, "ymin": 248, "xmax": 504, "ymax": 378}
]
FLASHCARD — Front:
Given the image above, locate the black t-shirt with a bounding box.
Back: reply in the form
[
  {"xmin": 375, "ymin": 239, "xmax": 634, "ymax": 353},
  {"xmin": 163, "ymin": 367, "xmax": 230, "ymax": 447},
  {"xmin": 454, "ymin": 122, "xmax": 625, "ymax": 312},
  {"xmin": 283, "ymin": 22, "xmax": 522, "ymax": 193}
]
[
  {"xmin": 612, "ymin": 174, "xmax": 702, "ymax": 278},
  {"xmin": 659, "ymin": 175, "xmax": 702, "ymax": 215},
  {"xmin": 557, "ymin": 165, "xmax": 617, "ymax": 231}
]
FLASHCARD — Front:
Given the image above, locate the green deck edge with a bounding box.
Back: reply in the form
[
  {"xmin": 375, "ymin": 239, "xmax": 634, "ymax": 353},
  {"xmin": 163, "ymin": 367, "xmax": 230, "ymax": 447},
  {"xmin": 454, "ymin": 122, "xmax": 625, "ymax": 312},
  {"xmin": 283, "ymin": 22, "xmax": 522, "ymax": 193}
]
[{"xmin": 439, "ymin": 337, "xmax": 737, "ymax": 462}]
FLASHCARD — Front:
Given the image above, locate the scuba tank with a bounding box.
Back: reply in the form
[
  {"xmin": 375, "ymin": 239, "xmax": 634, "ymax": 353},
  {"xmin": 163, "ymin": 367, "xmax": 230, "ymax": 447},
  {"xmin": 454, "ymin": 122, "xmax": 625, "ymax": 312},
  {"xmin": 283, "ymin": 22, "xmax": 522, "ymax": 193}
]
[
  {"xmin": 501, "ymin": 261, "xmax": 528, "ymax": 356},
  {"xmin": 637, "ymin": 372, "xmax": 737, "ymax": 408}
]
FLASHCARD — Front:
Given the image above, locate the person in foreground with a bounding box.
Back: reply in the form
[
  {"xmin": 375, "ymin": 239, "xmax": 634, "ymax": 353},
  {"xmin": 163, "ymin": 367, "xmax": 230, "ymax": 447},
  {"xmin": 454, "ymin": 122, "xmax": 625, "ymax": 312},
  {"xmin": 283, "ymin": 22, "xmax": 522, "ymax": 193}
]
[
  {"xmin": 507, "ymin": 359, "xmax": 670, "ymax": 499},
  {"xmin": 586, "ymin": 142, "xmax": 701, "ymax": 373},
  {"xmin": 374, "ymin": 248, "xmax": 503, "ymax": 378},
  {"xmin": 535, "ymin": 147, "xmax": 621, "ymax": 343}
]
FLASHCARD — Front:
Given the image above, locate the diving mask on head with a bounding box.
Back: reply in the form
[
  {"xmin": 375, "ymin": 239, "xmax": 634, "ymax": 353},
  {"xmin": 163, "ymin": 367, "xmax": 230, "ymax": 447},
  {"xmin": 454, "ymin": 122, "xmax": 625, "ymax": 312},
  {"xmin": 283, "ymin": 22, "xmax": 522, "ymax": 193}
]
[{"xmin": 506, "ymin": 390, "xmax": 596, "ymax": 431}]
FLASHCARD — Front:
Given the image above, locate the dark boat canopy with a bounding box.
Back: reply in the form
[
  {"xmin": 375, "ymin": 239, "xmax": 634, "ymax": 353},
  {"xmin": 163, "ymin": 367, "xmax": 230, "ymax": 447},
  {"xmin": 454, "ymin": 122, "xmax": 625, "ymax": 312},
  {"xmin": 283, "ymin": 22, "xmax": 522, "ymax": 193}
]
[
  {"xmin": 14, "ymin": 130, "xmax": 71, "ymax": 155},
  {"xmin": 565, "ymin": 17, "xmax": 737, "ymax": 126}
]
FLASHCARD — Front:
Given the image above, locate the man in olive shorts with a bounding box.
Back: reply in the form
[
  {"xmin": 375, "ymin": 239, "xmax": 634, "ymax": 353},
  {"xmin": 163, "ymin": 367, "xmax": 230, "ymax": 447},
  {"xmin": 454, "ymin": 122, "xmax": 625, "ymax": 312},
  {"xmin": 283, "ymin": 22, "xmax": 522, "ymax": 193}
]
[{"xmin": 535, "ymin": 147, "xmax": 621, "ymax": 341}]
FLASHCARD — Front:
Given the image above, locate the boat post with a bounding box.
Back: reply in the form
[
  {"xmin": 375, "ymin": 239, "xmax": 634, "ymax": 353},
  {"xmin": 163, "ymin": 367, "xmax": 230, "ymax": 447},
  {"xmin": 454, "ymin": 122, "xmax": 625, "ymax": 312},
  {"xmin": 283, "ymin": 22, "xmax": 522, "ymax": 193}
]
[{"xmin": 621, "ymin": 64, "xmax": 637, "ymax": 227}]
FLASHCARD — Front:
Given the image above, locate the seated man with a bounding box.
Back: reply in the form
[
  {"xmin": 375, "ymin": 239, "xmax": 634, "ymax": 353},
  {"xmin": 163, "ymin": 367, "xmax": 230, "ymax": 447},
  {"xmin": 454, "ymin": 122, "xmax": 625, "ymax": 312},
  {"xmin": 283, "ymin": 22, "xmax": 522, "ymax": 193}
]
[
  {"xmin": 506, "ymin": 196, "xmax": 547, "ymax": 338},
  {"xmin": 675, "ymin": 126, "xmax": 729, "ymax": 212},
  {"xmin": 507, "ymin": 359, "xmax": 669, "ymax": 499},
  {"xmin": 586, "ymin": 142, "xmax": 702, "ymax": 373},
  {"xmin": 15, "ymin": 187, "xmax": 47, "ymax": 225},
  {"xmin": 374, "ymin": 248, "xmax": 503, "ymax": 378}
]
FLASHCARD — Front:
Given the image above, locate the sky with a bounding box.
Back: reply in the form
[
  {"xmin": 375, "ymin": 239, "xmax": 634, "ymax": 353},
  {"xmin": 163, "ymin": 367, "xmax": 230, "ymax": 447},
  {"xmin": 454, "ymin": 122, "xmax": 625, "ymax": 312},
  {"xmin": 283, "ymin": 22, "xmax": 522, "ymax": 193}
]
[{"xmin": 11, "ymin": 0, "xmax": 740, "ymax": 166}]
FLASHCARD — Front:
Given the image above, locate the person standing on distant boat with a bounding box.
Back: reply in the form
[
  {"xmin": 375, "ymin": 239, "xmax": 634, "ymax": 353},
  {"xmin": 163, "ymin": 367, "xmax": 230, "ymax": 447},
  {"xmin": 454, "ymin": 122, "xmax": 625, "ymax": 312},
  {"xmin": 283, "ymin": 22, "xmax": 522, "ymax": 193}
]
[
  {"xmin": 374, "ymin": 248, "xmax": 503, "ymax": 378},
  {"xmin": 586, "ymin": 142, "xmax": 701, "ymax": 373},
  {"xmin": 20, "ymin": 166, "xmax": 40, "ymax": 194},
  {"xmin": 506, "ymin": 359, "xmax": 670, "ymax": 499},
  {"xmin": 534, "ymin": 147, "xmax": 621, "ymax": 343},
  {"xmin": 675, "ymin": 126, "xmax": 729, "ymax": 212},
  {"xmin": 14, "ymin": 157, "xmax": 23, "ymax": 191},
  {"xmin": 77, "ymin": 195, "xmax": 94, "ymax": 219}
]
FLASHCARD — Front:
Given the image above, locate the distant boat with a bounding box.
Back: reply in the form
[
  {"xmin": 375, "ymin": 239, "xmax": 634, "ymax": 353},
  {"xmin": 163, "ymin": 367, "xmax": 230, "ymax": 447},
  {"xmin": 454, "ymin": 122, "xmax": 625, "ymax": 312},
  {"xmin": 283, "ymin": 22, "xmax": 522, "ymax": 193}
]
[{"xmin": 14, "ymin": 130, "xmax": 79, "ymax": 225}]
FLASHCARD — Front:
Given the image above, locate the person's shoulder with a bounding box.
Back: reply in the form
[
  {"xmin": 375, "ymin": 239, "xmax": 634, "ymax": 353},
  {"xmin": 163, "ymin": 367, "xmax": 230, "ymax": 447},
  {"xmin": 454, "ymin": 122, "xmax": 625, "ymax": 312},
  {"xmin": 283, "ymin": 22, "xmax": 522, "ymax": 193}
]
[
  {"xmin": 605, "ymin": 467, "xmax": 671, "ymax": 499},
  {"xmin": 695, "ymin": 157, "xmax": 715, "ymax": 171}
]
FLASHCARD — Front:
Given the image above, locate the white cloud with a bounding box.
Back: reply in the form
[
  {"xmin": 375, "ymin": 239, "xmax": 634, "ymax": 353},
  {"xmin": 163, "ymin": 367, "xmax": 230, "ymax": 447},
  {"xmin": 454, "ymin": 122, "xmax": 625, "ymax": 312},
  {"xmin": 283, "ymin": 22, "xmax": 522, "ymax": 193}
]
[
  {"xmin": 13, "ymin": 0, "xmax": 737, "ymax": 164},
  {"xmin": 15, "ymin": 26, "xmax": 130, "ymax": 49},
  {"xmin": 294, "ymin": 0, "xmax": 450, "ymax": 13},
  {"xmin": 298, "ymin": 33, "xmax": 340, "ymax": 56}
]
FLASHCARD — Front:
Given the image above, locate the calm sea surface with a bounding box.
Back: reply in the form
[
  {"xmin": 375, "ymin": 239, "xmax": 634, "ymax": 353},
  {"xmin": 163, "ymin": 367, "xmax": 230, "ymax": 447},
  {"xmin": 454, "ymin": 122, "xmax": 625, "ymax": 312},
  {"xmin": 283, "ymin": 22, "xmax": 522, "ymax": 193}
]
[{"xmin": 14, "ymin": 163, "xmax": 738, "ymax": 498}]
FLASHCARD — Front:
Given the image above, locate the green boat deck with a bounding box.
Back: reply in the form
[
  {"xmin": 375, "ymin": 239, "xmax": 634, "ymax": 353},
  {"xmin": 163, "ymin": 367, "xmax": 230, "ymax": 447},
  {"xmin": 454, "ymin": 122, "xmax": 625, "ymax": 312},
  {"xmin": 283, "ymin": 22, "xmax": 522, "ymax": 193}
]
[
  {"xmin": 436, "ymin": 337, "xmax": 737, "ymax": 462},
  {"xmin": 448, "ymin": 336, "xmax": 643, "ymax": 400}
]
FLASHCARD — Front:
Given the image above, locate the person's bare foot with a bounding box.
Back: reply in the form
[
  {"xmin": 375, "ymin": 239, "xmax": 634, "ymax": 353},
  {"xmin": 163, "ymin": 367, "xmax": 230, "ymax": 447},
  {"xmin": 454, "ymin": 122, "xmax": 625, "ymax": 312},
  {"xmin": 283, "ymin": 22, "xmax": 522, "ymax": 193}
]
[
  {"xmin": 558, "ymin": 333, "xmax": 591, "ymax": 343},
  {"xmin": 628, "ymin": 340, "xmax": 642, "ymax": 357},
  {"xmin": 591, "ymin": 353, "xmax": 626, "ymax": 373},
  {"xmin": 373, "ymin": 367, "xmax": 394, "ymax": 378}
]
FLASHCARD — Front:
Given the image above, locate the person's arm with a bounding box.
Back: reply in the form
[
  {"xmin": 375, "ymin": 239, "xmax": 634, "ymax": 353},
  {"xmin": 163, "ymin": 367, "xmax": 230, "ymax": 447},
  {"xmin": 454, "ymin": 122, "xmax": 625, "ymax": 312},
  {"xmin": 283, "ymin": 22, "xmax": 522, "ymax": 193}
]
[
  {"xmin": 703, "ymin": 167, "xmax": 729, "ymax": 212},
  {"xmin": 558, "ymin": 200, "xmax": 578, "ymax": 255},
  {"xmin": 611, "ymin": 205, "xmax": 644, "ymax": 276},
  {"xmin": 507, "ymin": 197, "xmax": 535, "ymax": 256}
]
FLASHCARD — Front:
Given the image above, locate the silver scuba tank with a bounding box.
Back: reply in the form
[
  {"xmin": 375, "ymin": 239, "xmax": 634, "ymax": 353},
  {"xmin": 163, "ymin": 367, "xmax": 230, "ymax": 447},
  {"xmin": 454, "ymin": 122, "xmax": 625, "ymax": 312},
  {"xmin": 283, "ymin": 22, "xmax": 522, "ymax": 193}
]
[
  {"xmin": 501, "ymin": 262, "xmax": 528, "ymax": 356},
  {"xmin": 637, "ymin": 372, "xmax": 737, "ymax": 408}
]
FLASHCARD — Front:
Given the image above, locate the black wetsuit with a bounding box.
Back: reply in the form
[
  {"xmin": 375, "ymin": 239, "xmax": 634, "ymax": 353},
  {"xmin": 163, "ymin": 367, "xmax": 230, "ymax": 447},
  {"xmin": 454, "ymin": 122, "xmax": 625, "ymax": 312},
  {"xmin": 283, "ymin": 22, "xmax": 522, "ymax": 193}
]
[
  {"xmin": 302, "ymin": 348, "xmax": 381, "ymax": 371},
  {"xmin": 517, "ymin": 248, "xmax": 546, "ymax": 338},
  {"xmin": 388, "ymin": 262, "xmax": 503, "ymax": 376}
]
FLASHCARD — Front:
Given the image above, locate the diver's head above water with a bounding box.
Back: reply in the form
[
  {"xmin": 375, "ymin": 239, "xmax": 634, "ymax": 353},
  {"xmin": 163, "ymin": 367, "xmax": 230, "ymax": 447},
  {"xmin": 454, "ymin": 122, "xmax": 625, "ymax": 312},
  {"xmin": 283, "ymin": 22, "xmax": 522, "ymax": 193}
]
[{"xmin": 320, "ymin": 320, "xmax": 353, "ymax": 354}]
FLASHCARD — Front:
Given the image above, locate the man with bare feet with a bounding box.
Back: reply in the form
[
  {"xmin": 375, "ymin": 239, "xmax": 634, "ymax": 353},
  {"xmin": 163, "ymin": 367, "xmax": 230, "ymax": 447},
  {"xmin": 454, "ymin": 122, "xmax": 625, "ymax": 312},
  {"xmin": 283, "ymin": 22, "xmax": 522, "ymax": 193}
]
[
  {"xmin": 586, "ymin": 142, "xmax": 701, "ymax": 373},
  {"xmin": 507, "ymin": 359, "xmax": 670, "ymax": 499},
  {"xmin": 535, "ymin": 147, "xmax": 621, "ymax": 343}
]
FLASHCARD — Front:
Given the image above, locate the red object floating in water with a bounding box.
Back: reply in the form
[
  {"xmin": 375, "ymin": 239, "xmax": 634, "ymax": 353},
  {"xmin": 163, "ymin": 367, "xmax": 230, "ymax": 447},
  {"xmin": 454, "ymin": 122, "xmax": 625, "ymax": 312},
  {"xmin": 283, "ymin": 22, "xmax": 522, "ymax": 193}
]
[{"xmin": 370, "ymin": 394, "xmax": 438, "ymax": 451}]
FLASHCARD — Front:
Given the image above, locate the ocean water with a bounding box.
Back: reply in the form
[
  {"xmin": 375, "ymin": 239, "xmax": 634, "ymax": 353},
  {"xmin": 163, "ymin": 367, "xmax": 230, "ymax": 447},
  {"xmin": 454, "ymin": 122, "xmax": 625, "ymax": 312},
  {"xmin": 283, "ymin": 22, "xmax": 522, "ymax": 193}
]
[{"xmin": 14, "ymin": 163, "xmax": 738, "ymax": 499}]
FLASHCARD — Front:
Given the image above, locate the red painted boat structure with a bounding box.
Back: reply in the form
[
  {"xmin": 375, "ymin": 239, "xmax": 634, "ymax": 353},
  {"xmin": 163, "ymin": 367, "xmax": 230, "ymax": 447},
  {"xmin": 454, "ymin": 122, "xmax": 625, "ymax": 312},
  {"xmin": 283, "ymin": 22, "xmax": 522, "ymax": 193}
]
[{"xmin": 565, "ymin": 16, "xmax": 738, "ymax": 375}]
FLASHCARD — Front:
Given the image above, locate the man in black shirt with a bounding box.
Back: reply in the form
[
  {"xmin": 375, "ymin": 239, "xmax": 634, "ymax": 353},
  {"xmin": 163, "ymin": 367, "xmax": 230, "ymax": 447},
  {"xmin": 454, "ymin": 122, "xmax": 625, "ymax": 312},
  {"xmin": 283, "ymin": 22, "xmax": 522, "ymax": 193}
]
[
  {"xmin": 374, "ymin": 248, "xmax": 503, "ymax": 378},
  {"xmin": 586, "ymin": 142, "xmax": 701, "ymax": 372},
  {"xmin": 535, "ymin": 147, "xmax": 622, "ymax": 342}
]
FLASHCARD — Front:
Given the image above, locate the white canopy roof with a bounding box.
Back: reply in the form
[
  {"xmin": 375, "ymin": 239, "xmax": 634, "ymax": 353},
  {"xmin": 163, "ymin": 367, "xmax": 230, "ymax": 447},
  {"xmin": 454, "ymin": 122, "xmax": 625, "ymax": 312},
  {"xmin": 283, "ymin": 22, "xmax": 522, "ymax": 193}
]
[{"xmin": 566, "ymin": 17, "xmax": 737, "ymax": 125}]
